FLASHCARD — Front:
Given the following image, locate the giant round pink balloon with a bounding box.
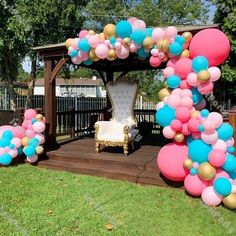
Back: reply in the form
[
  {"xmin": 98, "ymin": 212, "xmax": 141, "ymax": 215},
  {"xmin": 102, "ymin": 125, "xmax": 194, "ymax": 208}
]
[
  {"xmin": 189, "ymin": 29, "xmax": 230, "ymax": 66},
  {"xmin": 157, "ymin": 142, "xmax": 189, "ymax": 181}
]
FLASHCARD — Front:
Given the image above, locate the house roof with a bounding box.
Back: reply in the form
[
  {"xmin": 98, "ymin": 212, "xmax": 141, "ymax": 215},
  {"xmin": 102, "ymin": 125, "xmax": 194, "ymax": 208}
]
[
  {"xmin": 0, "ymin": 81, "xmax": 28, "ymax": 88},
  {"xmin": 34, "ymin": 78, "xmax": 103, "ymax": 86}
]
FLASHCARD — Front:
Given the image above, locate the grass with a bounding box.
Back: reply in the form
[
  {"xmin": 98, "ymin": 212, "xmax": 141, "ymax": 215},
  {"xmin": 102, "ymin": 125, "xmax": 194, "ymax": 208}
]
[{"xmin": 0, "ymin": 165, "xmax": 235, "ymax": 236}]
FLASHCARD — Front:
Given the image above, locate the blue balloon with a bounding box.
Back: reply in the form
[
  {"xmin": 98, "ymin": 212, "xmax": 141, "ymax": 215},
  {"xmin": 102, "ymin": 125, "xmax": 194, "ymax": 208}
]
[
  {"xmin": 175, "ymin": 35, "xmax": 185, "ymax": 45},
  {"xmin": 0, "ymin": 153, "xmax": 13, "ymax": 166},
  {"xmin": 69, "ymin": 50, "xmax": 78, "ymax": 58},
  {"xmin": 2, "ymin": 130, "xmax": 13, "ymax": 140},
  {"xmin": 130, "ymin": 30, "xmax": 146, "ymax": 45},
  {"xmin": 227, "ymin": 147, "xmax": 235, "ymax": 153},
  {"xmin": 190, "ymin": 168, "xmax": 198, "ymax": 175},
  {"xmin": 78, "ymin": 39, "xmax": 91, "ymax": 52},
  {"xmin": 0, "ymin": 138, "xmax": 11, "ymax": 147},
  {"xmin": 192, "ymin": 56, "xmax": 209, "ymax": 73},
  {"xmin": 213, "ymin": 177, "xmax": 232, "ymax": 197},
  {"xmin": 229, "ymin": 171, "xmax": 236, "ymax": 180},
  {"xmin": 29, "ymin": 138, "xmax": 40, "ymax": 147},
  {"xmin": 200, "ymin": 109, "xmax": 209, "ymax": 118},
  {"xmin": 169, "ymin": 42, "xmax": 182, "ymax": 55},
  {"xmin": 109, "ymin": 37, "xmax": 116, "ymax": 46},
  {"xmin": 145, "ymin": 27, "xmax": 153, "ymax": 37},
  {"xmin": 191, "ymin": 88, "xmax": 203, "ymax": 104},
  {"xmin": 188, "ymin": 140, "xmax": 211, "ymax": 163},
  {"xmin": 167, "ymin": 75, "xmax": 181, "ymax": 89},
  {"xmin": 137, "ymin": 48, "xmax": 149, "ymax": 58},
  {"xmin": 217, "ymin": 123, "xmax": 234, "ymax": 141},
  {"xmin": 116, "ymin": 20, "xmax": 132, "ymax": 38},
  {"xmin": 24, "ymin": 146, "xmax": 36, "ymax": 157},
  {"xmin": 32, "ymin": 118, "xmax": 37, "ymax": 124},
  {"xmin": 9, "ymin": 143, "xmax": 15, "ymax": 149},
  {"xmin": 156, "ymin": 105, "xmax": 176, "ymax": 127},
  {"xmin": 83, "ymin": 59, "xmax": 93, "ymax": 66},
  {"xmin": 222, "ymin": 154, "xmax": 236, "ymax": 172}
]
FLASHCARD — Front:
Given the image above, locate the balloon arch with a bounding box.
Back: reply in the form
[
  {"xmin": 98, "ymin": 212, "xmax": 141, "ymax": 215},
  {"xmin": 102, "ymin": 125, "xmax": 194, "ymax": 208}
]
[{"xmin": 65, "ymin": 18, "xmax": 235, "ymax": 210}]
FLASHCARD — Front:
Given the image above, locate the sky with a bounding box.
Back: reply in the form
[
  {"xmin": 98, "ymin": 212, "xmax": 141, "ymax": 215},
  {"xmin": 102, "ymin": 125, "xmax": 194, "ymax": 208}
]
[{"xmin": 22, "ymin": 3, "xmax": 217, "ymax": 73}]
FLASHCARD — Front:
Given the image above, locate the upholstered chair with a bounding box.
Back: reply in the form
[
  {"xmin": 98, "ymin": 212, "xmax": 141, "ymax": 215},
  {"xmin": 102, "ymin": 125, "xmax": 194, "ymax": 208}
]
[{"xmin": 94, "ymin": 80, "xmax": 139, "ymax": 155}]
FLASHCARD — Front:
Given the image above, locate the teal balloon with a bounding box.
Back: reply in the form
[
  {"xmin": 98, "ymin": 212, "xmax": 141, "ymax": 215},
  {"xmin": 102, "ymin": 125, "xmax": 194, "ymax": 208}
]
[
  {"xmin": 222, "ymin": 154, "xmax": 236, "ymax": 172},
  {"xmin": 116, "ymin": 20, "xmax": 132, "ymax": 38},
  {"xmin": 24, "ymin": 146, "xmax": 36, "ymax": 157},
  {"xmin": 137, "ymin": 48, "xmax": 149, "ymax": 58},
  {"xmin": 0, "ymin": 153, "xmax": 13, "ymax": 166},
  {"xmin": 192, "ymin": 56, "xmax": 209, "ymax": 73},
  {"xmin": 167, "ymin": 75, "xmax": 181, "ymax": 89},
  {"xmin": 9, "ymin": 143, "xmax": 15, "ymax": 149},
  {"xmin": 156, "ymin": 105, "xmax": 176, "ymax": 127},
  {"xmin": 78, "ymin": 39, "xmax": 91, "ymax": 52},
  {"xmin": 29, "ymin": 138, "xmax": 40, "ymax": 147},
  {"xmin": 69, "ymin": 50, "xmax": 78, "ymax": 58},
  {"xmin": 213, "ymin": 177, "xmax": 232, "ymax": 197},
  {"xmin": 145, "ymin": 28, "xmax": 153, "ymax": 37},
  {"xmin": 227, "ymin": 147, "xmax": 235, "ymax": 153},
  {"xmin": 130, "ymin": 30, "xmax": 146, "ymax": 45},
  {"xmin": 191, "ymin": 88, "xmax": 203, "ymax": 104},
  {"xmin": 169, "ymin": 42, "xmax": 182, "ymax": 55},
  {"xmin": 2, "ymin": 130, "xmax": 13, "ymax": 140},
  {"xmin": 198, "ymin": 125, "xmax": 205, "ymax": 132},
  {"xmin": 187, "ymin": 136, "xmax": 195, "ymax": 145},
  {"xmin": 200, "ymin": 109, "xmax": 209, "ymax": 118},
  {"xmin": 188, "ymin": 140, "xmax": 211, "ymax": 163},
  {"xmin": 217, "ymin": 123, "xmax": 234, "ymax": 141},
  {"xmin": 175, "ymin": 35, "xmax": 185, "ymax": 45},
  {"xmin": 109, "ymin": 37, "xmax": 116, "ymax": 46},
  {"xmin": 83, "ymin": 59, "xmax": 93, "ymax": 65},
  {"xmin": 190, "ymin": 168, "xmax": 198, "ymax": 175},
  {"xmin": 18, "ymin": 147, "xmax": 23, "ymax": 155},
  {"xmin": 229, "ymin": 171, "xmax": 236, "ymax": 180},
  {"xmin": 0, "ymin": 138, "xmax": 11, "ymax": 147}
]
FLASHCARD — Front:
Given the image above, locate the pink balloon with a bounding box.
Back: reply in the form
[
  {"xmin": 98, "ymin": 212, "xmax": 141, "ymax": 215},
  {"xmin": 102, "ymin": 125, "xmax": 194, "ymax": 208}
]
[
  {"xmin": 186, "ymin": 72, "xmax": 198, "ymax": 86},
  {"xmin": 127, "ymin": 17, "xmax": 138, "ymax": 24},
  {"xmin": 157, "ymin": 142, "xmax": 189, "ymax": 181},
  {"xmin": 202, "ymin": 119, "xmax": 216, "ymax": 132},
  {"xmin": 71, "ymin": 56, "xmax": 82, "ymax": 65},
  {"xmin": 152, "ymin": 28, "xmax": 165, "ymax": 43},
  {"xmin": 188, "ymin": 118, "xmax": 200, "ymax": 133},
  {"xmin": 166, "ymin": 57, "xmax": 178, "ymax": 68},
  {"xmin": 214, "ymin": 169, "xmax": 230, "ymax": 181},
  {"xmin": 232, "ymin": 185, "xmax": 236, "ymax": 194},
  {"xmin": 192, "ymin": 132, "xmax": 201, "ymax": 139},
  {"xmin": 208, "ymin": 67, "xmax": 221, "ymax": 82},
  {"xmin": 12, "ymin": 126, "xmax": 25, "ymax": 138},
  {"xmin": 71, "ymin": 38, "xmax": 79, "ymax": 49},
  {"xmin": 165, "ymin": 26, "xmax": 178, "ymax": 39},
  {"xmin": 163, "ymin": 67, "xmax": 175, "ymax": 78},
  {"xmin": 198, "ymin": 81, "xmax": 213, "ymax": 95},
  {"xmin": 201, "ymin": 131, "xmax": 218, "ymax": 145},
  {"xmin": 163, "ymin": 126, "xmax": 176, "ymax": 139},
  {"xmin": 201, "ymin": 186, "xmax": 223, "ymax": 206},
  {"xmin": 226, "ymin": 137, "xmax": 234, "ymax": 147},
  {"xmin": 27, "ymin": 154, "xmax": 38, "ymax": 163},
  {"xmin": 132, "ymin": 19, "xmax": 146, "ymax": 31},
  {"xmin": 156, "ymin": 101, "xmax": 165, "ymax": 111},
  {"xmin": 174, "ymin": 58, "xmax": 192, "ymax": 79},
  {"xmin": 116, "ymin": 46, "xmax": 129, "ymax": 59},
  {"xmin": 184, "ymin": 174, "xmax": 209, "ymax": 196},
  {"xmin": 149, "ymin": 56, "xmax": 161, "ymax": 67},
  {"xmin": 180, "ymin": 89, "xmax": 192, "ymax": 98},
  {"xmin": 0, "ymin": 148, "xmax": 5, "ymax": 155},
  {"xmin": 171, "ymin": 119, "xmax": 182, "ymax": 132},
  {"xmin": 24, "ymin": 109, "xmax": 37, "ymax": 120},
  {"xmin": 180, "ymin": 80, "xmax": 191, "ymax": 89},
  {"xmin": 32, "ymin": 122, "xmax": 45, "ymax": 133},
  {"xmin": 79, "ymin": 30, "xmax": 88, "ymax": 39},
  {"xmin": 182, "ymin": 123, "xmax": 191, "ymax": 136},
  {"xmin": 79, "ymin": 51, "xmax": 89, "ymax": 61},
  {"xmin": 129, "ymin": 42, "xmax": 138, "ymax": 52},
  {"xmin": 176, "ymin": 106, "xmax": 191, "ymax": 123},
  {"xmin": 11, "ymin": 137, "xmax": 22, "ymax": 149},
  {"xmin": 212, "ymin": 139, "xmax": 227, "ymax": 152},
  {"xmin": 167, "ymin": 94, "xmax": 181, "ymax": 109},
  {"xmin": 180, "ymin": 97, "xmax": 193, "ymax": 109},
  {"xmin": 25, "ymin": 129, "xmax": 35, "ymax": 138},
  {"xmin": 95, "ymin": 44, "xmax": 109, "ymax": 59},
  {"xmin": 208, "ymin": 112, "xmax": 223, "ymax": 129},
  {"xmin": 151, "ymin": 48, "xmax": 159, "ymax": 57},
  {"xmin": 35, "ymin": 134, "xmax": 45, "ymax": 144},
  {"xmin": 8, "ymin": 149, "xmax": 18, "ymax": 158},
  {"xmin": 115, "ymin": 42, "xmax": 121, "ymax": 49},
  {"xmin": 208, "ymin": 150, "xmax": 226, "ymax": 167},
  {"xmin": 171, "ymin": 88, "xmax": 182, "ymax": 96}
]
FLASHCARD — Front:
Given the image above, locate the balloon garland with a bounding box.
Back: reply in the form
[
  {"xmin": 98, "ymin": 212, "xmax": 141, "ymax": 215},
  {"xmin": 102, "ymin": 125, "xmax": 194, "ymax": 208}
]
[
  {"xmin": 0, "ymin": 109, "xmax": 46, "ymax": 165},
  {"xmin": 66, "ymin": 18, "xmax": 235, "ymax": 210}
]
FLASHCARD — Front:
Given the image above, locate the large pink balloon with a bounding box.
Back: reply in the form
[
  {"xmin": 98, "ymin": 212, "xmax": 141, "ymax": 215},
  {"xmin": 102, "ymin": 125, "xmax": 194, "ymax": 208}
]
[
  {"xmin": 157, "ymin": 142, "xmax": 189, "ymax": 181},
  {"xmin": 174, "ymin": 58, "xmax": 192, "ymax": 79},
  {"xmin": 184, "ymin": 174, "xmax": 209, "ymax": 196},
  {"xmin": 201, "ymin": 186, "xmax": 223, "ymax": 206},
  {"xmin": 24, "ymin": 109, "xmax": 37, "ymax": 120},
  {"xmin": 13, "ymin": 126, "xmax": 25, "ymax": 138},
  {"xmin": 95, "ymin": 44, "xmax": 109, "ymax": 59},
  {"xmin": 189, "ymin": 29, "xmax": 230, "ymax": 66}
]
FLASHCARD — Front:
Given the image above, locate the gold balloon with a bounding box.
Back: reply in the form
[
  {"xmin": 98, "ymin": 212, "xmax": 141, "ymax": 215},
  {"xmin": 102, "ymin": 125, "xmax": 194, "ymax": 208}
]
[
  {"xmin": 36, "ymin": 146, "xmax": 44, "ymax": 155},
  {"xmin": 99, "ymin": 33, "xmax": 105, "ymax": 41},
  {"xmin": 198, "ymin": 163, "xmax": 216, "ymax": 181},
  {"xmin": 103, "ymin": 24, "xmax": 116, "ymax": 38},
  {"xmin": 183, "ymin": 159, "xmax": 193, "ymax": 169},
  {"xmin": 88, "ymin": 30, "xmax": 96, "ymax": 35},
  {"xmin": 182, "ymin": 32, "xmax": 193, "ymax": 43},
  {"xmin": 197, "ymin": 70, "xmax": 211, "ymax": 83},
  {"xmin": 123, "ymin": 37, "xmax": 131, "ymax": 45},
  {"xmin": 174, "ymin": 133, "xmax": 184, "ymax": 142},
  {"xmin": 158, "ymin": 88, "xmax": 171, "ymax": 101},
  {"xmin": 191, "ymin": 110, "xmax": 200, "ymax": 118},
  {"xmin": 36, "ymin": 114, "xmax": 43, "ymax": 121},
  {"xmin": 107, "ymin": 49, "xmax": 117, "ymax": 61},
  {"xmin": 158, "ymin": 39, "xmax": 170, "ymax": 53},
  {"xmin": 143, "ymin": 37, "xmax": 155, "ymax": 49},
  {"xmin": 21, "ymin": 137, "xmax": 29, "ymax": 147},
  {"xmin": 181, "ymin": 49, "xmax": 190, "ymax": 58},
  {"xmin": 89, "ymin": 49, "xmax": 99, "ymax": 62},
  {"xmin": 65, "ymin": 38, "xmax": 73, "ymax": 48},
  {"xmin": 223, "ymin": 193, "xmax": 236, "ymax": 210}
]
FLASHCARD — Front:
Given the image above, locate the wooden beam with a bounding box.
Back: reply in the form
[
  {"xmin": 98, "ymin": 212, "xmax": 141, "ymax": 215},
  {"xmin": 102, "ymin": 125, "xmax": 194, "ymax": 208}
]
[
  {"xmin": 50, "ymin": 57, "xmax": 69, "ymax": 84},
  {"xmin": 229, "ymin": 107, "xmax": 236, "ymax": 145}
]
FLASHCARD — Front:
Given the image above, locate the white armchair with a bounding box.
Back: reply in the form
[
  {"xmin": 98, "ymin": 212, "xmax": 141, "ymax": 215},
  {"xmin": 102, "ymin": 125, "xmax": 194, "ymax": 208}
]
[{"xmin": 95, "ymin": 80, "xmax": 139, "ymax": 155}]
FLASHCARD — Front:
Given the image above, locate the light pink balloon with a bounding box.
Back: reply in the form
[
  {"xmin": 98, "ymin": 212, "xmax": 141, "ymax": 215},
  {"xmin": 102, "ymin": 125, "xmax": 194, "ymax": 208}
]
[
  {"xmin": 180, "ymin": 89, "xmax": 192, "ymax": 98},
  {"xmin": 79, "ymin": 51, "xmax": 89, "ymax": 61},
  {"xmin": 11, "ymin": 137, "xmax": 22, "ymax": 149},
  {"xmin": 158, "ymin": 52, "xmax": 165, "ymax": 59},
  {"xmin": 0, "ymin": 148, "xmax": 5, "ymax": 155},
  {"xmin": 32, "ymin": 122, "xmax": 45, "ymax": 133},
  {"xmin": 12, "ymin": 126, "xmax": 25, "ymax": 138},
  {"xmin": 212, "ymin": 139, "xmax": 227, "ymax": 152},
  {"xmin": 203, "ymin": 119, "xmax": 216, "ymax": 132},
  {"xmin": 180, "ymin": 80, "xmax": 191, "ymax": 90},
  {"xmin": 88, "ymin": 34, "xmax": 99, "ymax": 48},
  {"xmin": 71, "ymin": 38, "xmax": 79, "ymax": 49},
  {"xmin": 163, "ymin": 67, "xmax": 175, "ymax": 78},
  {"xmin": 193, "ymin": 162, "xmax": 200, "ymax": 169},
  {"xmin": 127, "ymin": 17, "xmax": 138, "ymax": 24},
  {"xmin": 166, "ymin": 57, "xmax": 178, "ymax": 68},
  {"xmin": 35, "ymin": 134, "xmax": 45, "ymax": 144},
  {"xmin": 25, "ymin": 129, "xmax": 35, "ymax": 138},
  {"xmin": 79, "ymin": 30, "xmax": 88, "ymax": 39},
  {"xmin": 114, "ymin": 42, "xmax": 121, "ymax": 49},
  {"xmin": 208, "ymin": 112, "xmax": 223, "ymax": 129},
  {"xmin": 156, "ymin": 101, "xmax": 165, "ymax": 111},
  {"xmin": 8, "ymin": 149, "xmax": 18, "ymax": 158},
  {"xmin": 165, "ymin": 26, "xmax": 178, "ymax": 39},
  {"xmin": 132, "ymin": 19, "xmax": 146, "ymax": 32},
  {"xmin": 163, "ymin": 126, "xmax": 176, "ymax": 139},
  {"xmin": 226, "ymin": 137, "xmax": 234, "ymax": 147},
  {"xmin": 186, "ymin": 72, "xmax": 198, "ymax": 86},
  {"xmin": 208, "ymin": 150, "xmax": 226, "ymax": 167},
  {"xmin": 116, "ymin": 46, "xmax": 129, "ymax": 59},
  {"xmin": 198, "ymin": 81, "xmax": 213, "ymax": 95},
  {"xmin": 201, "ymin": 186, "xmax": 223, "ymax": 206},
  {"xmin": 232, "ymin": 185, "xmax": 236, "ymax": 194},
  {"xmin": 71, "ymin": 56, "xmax": 82, "ymax": 65},
  {"xmin": 167, "ymin": 94, "xmax": 181, "ymax": 109},
  {"xmin": 213, "ymin": 169, "xmax": 230, "ymax": 181},
  {"xmin": 152, "ymin": 28, "xmax": 165, "ymax": 43},
  {"xmin": 27, "ymin": 154, "xmax": 38, "ymax": 163},
  {"xmin": 180, "ymin": 97, "xmax": 193, "ymax": 109},
  {"xmin": 151, "ymin": 48, "xmax": 159, "ymax": 57},
  {"xmin": 171, "ymin": 88, "xmax": 182, "ymax": 96},
  {"xmin": 95, "ymin": 44, "xmax": 109, "ymax": 59},
  {"xmin": 24, "ymin": 109, "xmax": 37, "ymax": 120},
  {"xmin": 129, "ymin": 42, "xmax": 138, "ymax": 52},
  {"xmin": 208, "ymin": 67, "xmax": 221, "ymax": 82},
  {"xmin": 201, "ymin": 131, "xmax": 218, "ymax": 144}
]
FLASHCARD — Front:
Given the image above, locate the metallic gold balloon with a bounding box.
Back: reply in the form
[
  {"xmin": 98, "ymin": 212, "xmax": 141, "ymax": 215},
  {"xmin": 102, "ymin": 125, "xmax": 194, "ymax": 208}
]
[
  {"xmin": 182, "ymin": 32, "xmax": 192, "ymax": 43},
  {"xmin": 198, "ymin": 163, "xmax": 216, "ymax": 181},
  {"xmin": 191, "ymin": 110, "xmax": 200, "ymax": 118},
  {"xmin": 21, "ymin": 137, "xmax": 29, "ymax": 147},
  {"xmin": 36, "ymin": 146, "xmax": 44, "ymax": 155},
  {"xmin": 88, "ymin": 30, "xmax": 96, "ymax": 35},
  {"xmin": 123, "ymin": 37, "xmax": 131, "ymax": 46},
  {"xmin": 103, "ymin": 24, "xmax": 116, "ymax": 38},
  {"xmin": 158, "ymin": 39, "xmax": 170, "ymax": 53},
  {"xmin": 183, "ymin": 159, "xmax": 193, "ymax": 169},
  {"xmin": 143, "ymin": 37, "xmax": 155, "ymax": 49},
  {"xmin": 89, "ymin": 49, "xmax": 99, "ymax": 62},
  {"xmin": 158, "ymin": 88, "xmax": 171, "ymax": 101},
  {"xmin": 223, "ymin": 193, "xmax": 236, "ymax": 209},
  {"xmin": 107, "ymin": 49, "xmax": 117, "ymax": 61},
  {"xmin": 181, "ymin": 49, "xmax": 190, "ymax": 58},
  {"xmin": 65, "ymin": 38, "xmax": 73, "ymax": 48},
  {"xmin": 174, "ymin": 133, "xmax": 184, "ymax": 142},
  {"xmin": 197, "ymin": 70, "xmax": 211, "ymax": 83},
  {"xmin": 36, "ymin": 114, "xmax": 43, "ymax": 121}
]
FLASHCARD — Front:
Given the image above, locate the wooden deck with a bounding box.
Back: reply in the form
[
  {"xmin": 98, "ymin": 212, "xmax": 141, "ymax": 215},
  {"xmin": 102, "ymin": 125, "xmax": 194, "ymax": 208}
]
[{"xmin": 37, "ymin": 136, "xmax": 183, "ymax": 188}]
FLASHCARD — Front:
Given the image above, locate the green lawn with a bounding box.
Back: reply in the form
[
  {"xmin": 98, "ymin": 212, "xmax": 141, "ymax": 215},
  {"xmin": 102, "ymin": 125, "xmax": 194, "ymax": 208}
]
[{"xmin": 0, "ymin": 165, "xmax": 235, "ymax": 236}]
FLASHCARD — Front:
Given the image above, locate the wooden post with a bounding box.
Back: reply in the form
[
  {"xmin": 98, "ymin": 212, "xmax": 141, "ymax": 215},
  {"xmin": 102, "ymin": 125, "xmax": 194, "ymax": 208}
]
[
  {"xmin": 105, "ymin": 70, "xmax": 113, "ymax": 120},
  {"xmin": 44, "ymin": 58, "xmax": 57, "ymax": 149},
  {"xmin": 229, "ymin": 107, "xmax": 236, "ymax": 146}
]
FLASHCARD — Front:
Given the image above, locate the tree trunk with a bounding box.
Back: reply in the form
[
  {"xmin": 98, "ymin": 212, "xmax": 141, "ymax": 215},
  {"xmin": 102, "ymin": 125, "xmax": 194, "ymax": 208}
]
[
  {"xmin": 4, "ymin": 52, "xmax": 17, "ymax": 111},
  {"xmin": 25, "ymin": 59, "xmax": 37, "ymax": 109}
]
